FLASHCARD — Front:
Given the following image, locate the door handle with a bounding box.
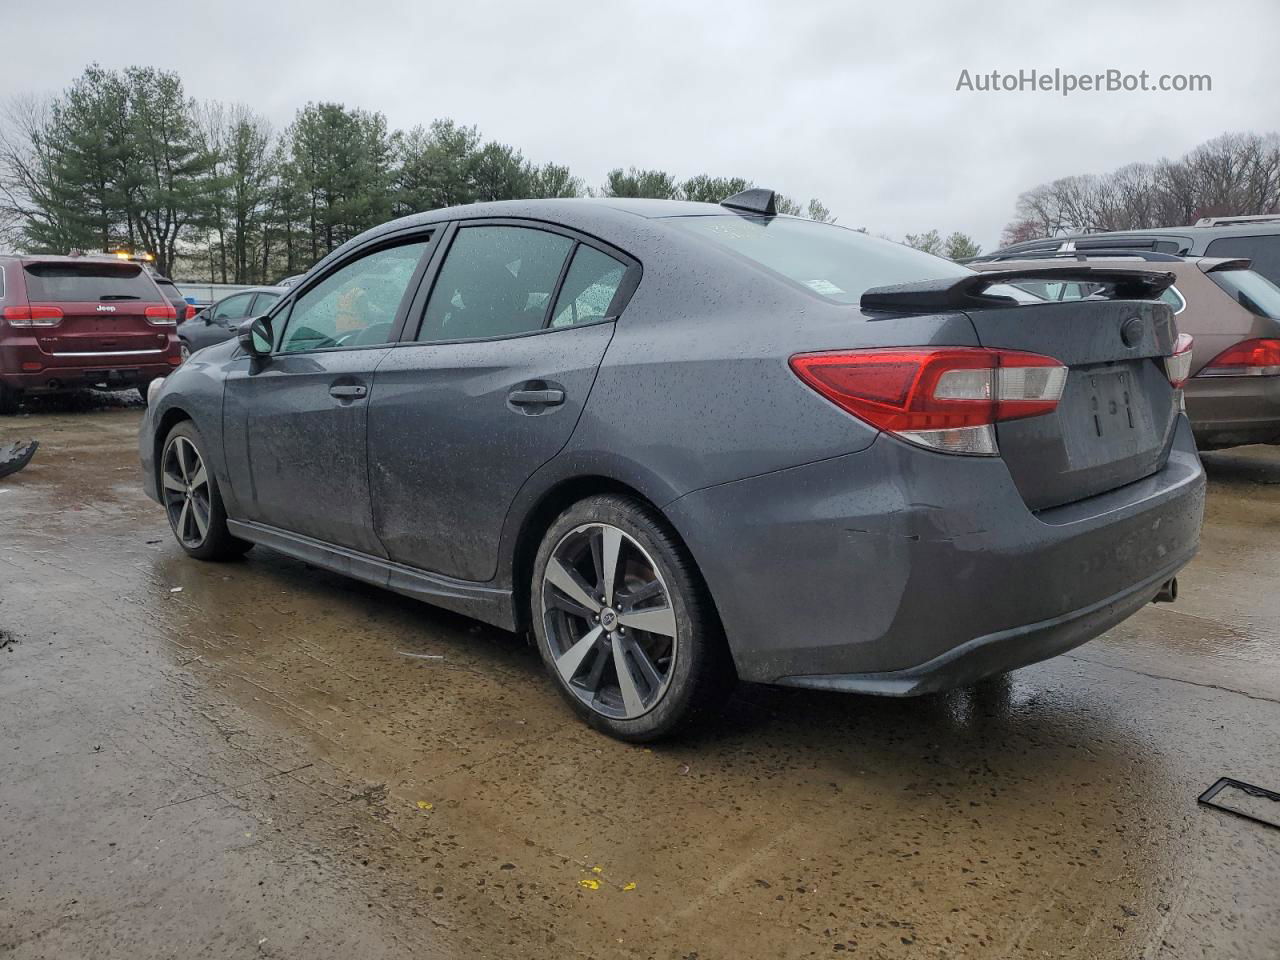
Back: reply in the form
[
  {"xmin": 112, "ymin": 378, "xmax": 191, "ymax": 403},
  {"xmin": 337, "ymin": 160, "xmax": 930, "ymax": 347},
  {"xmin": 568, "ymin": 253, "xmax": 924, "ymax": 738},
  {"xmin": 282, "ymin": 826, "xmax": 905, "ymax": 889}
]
[
  {"xmin": 329, "ymin": 383, "xmax": 368, "ymax": 400},
  {"xmin": 508, "ymin": 388, "xmax": 565, "ymax": 406}
]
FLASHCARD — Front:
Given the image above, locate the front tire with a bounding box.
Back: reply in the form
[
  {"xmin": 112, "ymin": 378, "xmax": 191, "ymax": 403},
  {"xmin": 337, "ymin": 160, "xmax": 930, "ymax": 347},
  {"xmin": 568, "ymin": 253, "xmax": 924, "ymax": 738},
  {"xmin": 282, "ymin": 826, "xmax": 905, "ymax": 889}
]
[
  {"xmin": 160, "ymin": 421, "xmax": 252, "ymax": 561},
  {"xmin": 531, "ymin": 494, "xmax": 733, "ymax": 741}
]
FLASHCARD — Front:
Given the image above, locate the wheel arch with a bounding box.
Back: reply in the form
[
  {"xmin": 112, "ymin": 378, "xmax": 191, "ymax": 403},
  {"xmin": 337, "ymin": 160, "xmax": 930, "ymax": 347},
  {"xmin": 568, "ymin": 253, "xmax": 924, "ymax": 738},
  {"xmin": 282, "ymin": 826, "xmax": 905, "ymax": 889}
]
[
  {"xmin": 507, "ymin": 475, "xmax": 724, "ymax": 640},
  {"xmin": 152, "ymin": 405, "xmax": 194, "ymax": 490}
]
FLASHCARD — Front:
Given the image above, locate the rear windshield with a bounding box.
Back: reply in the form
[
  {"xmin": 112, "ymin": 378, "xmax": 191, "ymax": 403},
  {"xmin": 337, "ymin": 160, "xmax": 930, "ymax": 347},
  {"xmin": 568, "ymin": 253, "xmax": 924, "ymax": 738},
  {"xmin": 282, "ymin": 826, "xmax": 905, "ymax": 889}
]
[
  {"xmin": 23, "ymin": 262, "xmax": 158, "ymax": 302},
  {"xmin": 666, "ymin": 215, "xmax": 971, "ymax": 304},
  {"xmin": 1207, "ymin": 268, "xmax": 1280, "ymax": 319}
]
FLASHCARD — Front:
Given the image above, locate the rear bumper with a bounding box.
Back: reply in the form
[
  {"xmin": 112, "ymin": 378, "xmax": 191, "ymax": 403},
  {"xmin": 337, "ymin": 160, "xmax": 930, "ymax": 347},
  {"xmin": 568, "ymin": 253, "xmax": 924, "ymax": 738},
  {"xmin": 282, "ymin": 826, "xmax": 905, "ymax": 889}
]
[
  {"xmin": 664, "ymin": 416, "xmax": 1204, "ymax": 690},
  {"xmin": 1186, "ymin": 374, "xmax": 1280, "ymax": 448},
  {"xmin": 0, "ymin": 333, "xmax": 179, "ymax": 392}
]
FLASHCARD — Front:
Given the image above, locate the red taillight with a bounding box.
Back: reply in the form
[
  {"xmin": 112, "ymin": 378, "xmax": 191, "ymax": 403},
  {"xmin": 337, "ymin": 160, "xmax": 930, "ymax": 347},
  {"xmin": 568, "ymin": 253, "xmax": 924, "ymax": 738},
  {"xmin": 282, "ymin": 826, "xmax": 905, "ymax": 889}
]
[
  {"xmin": 1164, "ymin": 333, "xmax": 1194, "ymax": 388},
  {"xmin": 789, "ymin": 347, "xmax": 1067, "ymax": 456},
  {"xmin": 144, "ymin": 304, "xmax": 178, "ymax": 325},
  {"xmin": 184, "ymin": 303, "xmax": 196, "ymax": 321},
  {"xmin": 1197, "ymin": 337, "xmax": 1280, "ymax": 378},
  {"xmin": 3, "ymin": 305, "xmax": 63, "ymax": 327}
]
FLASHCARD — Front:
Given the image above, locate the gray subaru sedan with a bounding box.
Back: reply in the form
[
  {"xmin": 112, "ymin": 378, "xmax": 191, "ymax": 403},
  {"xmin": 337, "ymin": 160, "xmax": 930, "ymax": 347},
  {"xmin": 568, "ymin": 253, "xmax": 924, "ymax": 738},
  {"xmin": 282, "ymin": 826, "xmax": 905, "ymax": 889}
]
[{"xmin": 139, "ymin": 190, "xmax": 1205, "ymax": 741}]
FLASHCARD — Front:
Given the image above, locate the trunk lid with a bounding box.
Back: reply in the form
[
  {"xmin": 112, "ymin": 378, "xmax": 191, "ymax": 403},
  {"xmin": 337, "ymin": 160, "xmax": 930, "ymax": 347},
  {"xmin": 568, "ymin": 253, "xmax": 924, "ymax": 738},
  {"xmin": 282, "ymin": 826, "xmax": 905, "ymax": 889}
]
[
  {"xmin": 969, "ymin": 298, "xmax": 1178, "ymax": 510},
  {"xmin": 863, "ymin": 267, "xmax": 1181, "ymax": 511}
]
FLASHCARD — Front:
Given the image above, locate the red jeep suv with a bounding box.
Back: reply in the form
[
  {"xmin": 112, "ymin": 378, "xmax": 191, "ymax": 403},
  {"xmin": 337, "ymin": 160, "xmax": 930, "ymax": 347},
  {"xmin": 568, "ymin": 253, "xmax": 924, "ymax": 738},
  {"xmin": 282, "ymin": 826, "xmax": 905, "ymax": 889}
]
[{"xmin": 0, "ymin": 255, "xmax": 181, "ymax": 412}]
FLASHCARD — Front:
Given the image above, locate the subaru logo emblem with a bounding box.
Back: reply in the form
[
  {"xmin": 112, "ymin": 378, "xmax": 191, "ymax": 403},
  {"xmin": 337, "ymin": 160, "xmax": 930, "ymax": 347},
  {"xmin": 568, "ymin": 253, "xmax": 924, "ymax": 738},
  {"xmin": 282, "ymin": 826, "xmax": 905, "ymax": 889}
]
[
  {"xmin": 1120, "ymin": 316, "xmax": 1143, "ymax": 348},
  {"xmin": 96, "ymin": 304, "xmax": 117, "ymax": 313}
]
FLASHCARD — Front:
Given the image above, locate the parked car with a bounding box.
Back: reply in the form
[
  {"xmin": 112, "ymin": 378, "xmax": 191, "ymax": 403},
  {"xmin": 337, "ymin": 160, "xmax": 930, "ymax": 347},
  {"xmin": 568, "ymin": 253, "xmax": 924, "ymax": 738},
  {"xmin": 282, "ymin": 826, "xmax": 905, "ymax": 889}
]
[
  {"xmin": 972, "ymin": 251, "xmax": 1280, "ymax": 449},
  {"xmin": 276, "ymin": 274, "xmax": 305, "ymax": 288},
  {"xmin": 177, "ymin": 286, "xmax": 285, "ymax": 359},
  {"xmin": 990, "ymin": 215, "xmax": 1280, "ymax": 287},
  {"xmin": 139, "ymin": 192, "xmax": 1204, "ymax": 741},
  {"xmin": 150, "ymin": 275, "xmax": 197, "ymax": 323},
  {"xmin": 1, "ymin": 254, "xmax": 180, "ymax": 412}
]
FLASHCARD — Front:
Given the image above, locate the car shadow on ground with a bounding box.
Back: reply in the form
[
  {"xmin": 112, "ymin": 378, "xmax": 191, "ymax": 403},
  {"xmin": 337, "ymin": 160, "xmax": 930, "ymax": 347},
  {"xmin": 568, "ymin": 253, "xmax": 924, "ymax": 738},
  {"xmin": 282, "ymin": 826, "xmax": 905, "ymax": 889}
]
[
  {"xmin": 1200, "ymin": 444, "xmax": 1280, "ymax": 484},
  {"xmin": 157, "ymin": 542, "xmax": 1149, "ymax": 785}
]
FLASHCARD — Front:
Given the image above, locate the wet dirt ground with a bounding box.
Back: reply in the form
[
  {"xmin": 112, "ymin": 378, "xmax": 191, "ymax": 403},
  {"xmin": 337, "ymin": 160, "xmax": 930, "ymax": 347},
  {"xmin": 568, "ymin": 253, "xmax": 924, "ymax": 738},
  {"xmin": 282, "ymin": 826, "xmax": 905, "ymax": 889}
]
[{"xmin": 2, "ymin": 401, "xmax": 1279, "ymax": 959}]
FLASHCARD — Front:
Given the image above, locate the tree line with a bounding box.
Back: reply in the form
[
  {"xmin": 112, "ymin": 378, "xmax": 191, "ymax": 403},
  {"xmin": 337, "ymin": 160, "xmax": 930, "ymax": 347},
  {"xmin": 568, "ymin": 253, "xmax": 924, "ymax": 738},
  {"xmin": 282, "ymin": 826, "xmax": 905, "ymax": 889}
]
[
  {"xmin": 1002, "ymin": 131, "xmax": 1280, "ymax": 246},
  {"xmin": 0, "ymin": 65, "xmax": 838, "ymax": 282}
]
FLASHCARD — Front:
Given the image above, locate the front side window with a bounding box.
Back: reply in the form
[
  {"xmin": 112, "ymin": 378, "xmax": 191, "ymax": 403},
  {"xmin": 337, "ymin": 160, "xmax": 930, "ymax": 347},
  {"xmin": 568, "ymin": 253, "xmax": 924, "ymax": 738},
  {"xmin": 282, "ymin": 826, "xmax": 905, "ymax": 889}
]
[
  {"xmin": 252, "ymin": 291, "xmax": 281, "ymax": 313},
  {"xmin": 550, "ymin": 246, "xmax": 627, "ymax": 328},
  {"xmin": 279, "ymin": 241, "xmax": 430, "ymax": 353},
  {"xmin": 212, "ymin": 293, "xmax": 255, "ymax": 322},
  {"xmin": 666, "ymin": 215, "xmax": 970, "ymax": 305},
  {"xmin": 416, "ymin": 226, "xmax": 573, "ymax": 342}
]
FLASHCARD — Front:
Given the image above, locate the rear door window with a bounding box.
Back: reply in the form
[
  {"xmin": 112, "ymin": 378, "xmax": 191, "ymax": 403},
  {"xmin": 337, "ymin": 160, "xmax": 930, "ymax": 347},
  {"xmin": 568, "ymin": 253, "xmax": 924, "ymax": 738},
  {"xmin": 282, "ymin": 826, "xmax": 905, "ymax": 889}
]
[
  {"xmin": 23, "ymin": 262, "xmax": 158, "ymax": 302},
  {"xmin": 1205, "ymin": 236, "xmax": 1280, "ymax": 286},
  {"xmin": 667, "ymin": 216, "xmax": 970, "ymax": 304},
  {"xmin": 416, "ymin": 226, "xmax": 573, "ymax": 342}
]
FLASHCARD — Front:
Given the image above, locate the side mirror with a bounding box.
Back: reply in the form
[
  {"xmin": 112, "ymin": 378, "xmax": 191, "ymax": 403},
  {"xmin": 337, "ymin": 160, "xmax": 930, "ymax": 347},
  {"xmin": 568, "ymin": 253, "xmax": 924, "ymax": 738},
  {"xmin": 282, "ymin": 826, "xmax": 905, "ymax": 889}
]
[
  {"xmin": 201, "ymin": 312, "xmax": 214, "ymax": 325},
  {"xmin": 237, "ymin": 315, "xmax": 274, "ymax": 358}
]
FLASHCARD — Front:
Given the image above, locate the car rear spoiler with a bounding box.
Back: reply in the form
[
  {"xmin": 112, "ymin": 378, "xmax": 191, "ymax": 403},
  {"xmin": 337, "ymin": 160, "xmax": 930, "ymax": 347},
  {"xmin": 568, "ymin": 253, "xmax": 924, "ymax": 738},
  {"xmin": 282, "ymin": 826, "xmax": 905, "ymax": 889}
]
[{"xmin": 861, "ymin": 267, "xmax": 1177, "ymax": 314}]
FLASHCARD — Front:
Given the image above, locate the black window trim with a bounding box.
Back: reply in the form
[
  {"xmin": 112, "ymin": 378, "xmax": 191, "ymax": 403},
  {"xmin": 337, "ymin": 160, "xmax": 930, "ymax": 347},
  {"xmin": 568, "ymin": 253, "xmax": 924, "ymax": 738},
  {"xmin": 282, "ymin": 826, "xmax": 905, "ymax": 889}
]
[
  {"xmin": 267, "ymin": 227, "xmax": 439, "ymax": 357},
  {"xmin": 400, "ymin": 216, "xmax": 642, "ymax": 348}
]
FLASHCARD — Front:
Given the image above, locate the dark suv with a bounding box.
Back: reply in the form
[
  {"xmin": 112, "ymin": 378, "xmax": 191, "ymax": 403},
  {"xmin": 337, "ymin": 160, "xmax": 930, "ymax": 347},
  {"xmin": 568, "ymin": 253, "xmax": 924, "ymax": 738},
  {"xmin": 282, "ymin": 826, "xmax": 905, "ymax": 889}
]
[
  {"xmin": 0, "ymin": 255, "xmax": 181, "ymax": 412},
  {"xmin": 992, "ymin": 216, "xmax": 1280, "ymax": 287}
]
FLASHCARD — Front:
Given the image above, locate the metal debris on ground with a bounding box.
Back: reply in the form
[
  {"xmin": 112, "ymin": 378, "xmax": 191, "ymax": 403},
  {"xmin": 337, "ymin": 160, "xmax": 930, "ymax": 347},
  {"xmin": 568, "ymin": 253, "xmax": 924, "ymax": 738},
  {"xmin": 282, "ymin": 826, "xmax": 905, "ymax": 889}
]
[{"xmin": 1198, "ymin": 777, "xmax": 1280, "ymax": 830}]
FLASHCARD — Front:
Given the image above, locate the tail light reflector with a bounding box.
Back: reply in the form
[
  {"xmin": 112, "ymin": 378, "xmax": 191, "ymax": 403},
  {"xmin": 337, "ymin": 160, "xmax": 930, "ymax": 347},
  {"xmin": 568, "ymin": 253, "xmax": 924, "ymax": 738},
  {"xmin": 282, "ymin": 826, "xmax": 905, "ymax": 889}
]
[
  {"xmin": 3, "ymin": 305, "xmax": 63, "ymax": 327},
  {"xmin": 1196, "ymin": 337, "xmax": 1280, "ymax": 377},
  {"xmin": 789, "ymin": 347, "xmax": 1067, "ymax": 456},
  {"xmin": 145, "ymin": 304, "xmax": 178, "ymax": 325},
  {"xmin": 1163, "ymin": 333, "xmax": 1195, "ymax": 388}
]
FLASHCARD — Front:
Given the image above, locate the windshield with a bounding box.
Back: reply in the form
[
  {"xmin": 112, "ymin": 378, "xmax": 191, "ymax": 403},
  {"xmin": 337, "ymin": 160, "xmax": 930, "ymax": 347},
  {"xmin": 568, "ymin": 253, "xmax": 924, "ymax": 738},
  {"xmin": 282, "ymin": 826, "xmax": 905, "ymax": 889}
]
[
  {"xmin": 24, "ymin": 261, "xmax": 156, "ymax": 302},
  {"xmin": 1208, "ymin": 268, "xmax": 1280, "ymax": 319},
  {"xmin": 666, "ymin": 215, "xmax": 971, "ymax": 304}
]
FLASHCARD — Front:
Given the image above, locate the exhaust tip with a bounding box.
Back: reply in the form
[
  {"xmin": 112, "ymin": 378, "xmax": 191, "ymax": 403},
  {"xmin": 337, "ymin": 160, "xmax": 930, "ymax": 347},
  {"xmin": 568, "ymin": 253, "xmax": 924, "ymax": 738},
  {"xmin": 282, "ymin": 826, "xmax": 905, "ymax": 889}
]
[{"xmin": 1152, "ymin": 577, "xmax": 1178, "ymax": 604}]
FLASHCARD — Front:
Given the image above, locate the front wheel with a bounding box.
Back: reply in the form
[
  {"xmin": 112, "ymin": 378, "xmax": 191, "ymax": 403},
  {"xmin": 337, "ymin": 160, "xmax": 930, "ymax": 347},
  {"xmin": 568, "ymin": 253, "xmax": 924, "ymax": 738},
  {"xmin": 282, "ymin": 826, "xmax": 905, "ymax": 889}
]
[
  {"xmin": 531, "ymin": 495, "xmax": 733, "ymax": 742},
  {"xmin": 160, "ymin": 421, "xmax": 253, "ymax": 561}
]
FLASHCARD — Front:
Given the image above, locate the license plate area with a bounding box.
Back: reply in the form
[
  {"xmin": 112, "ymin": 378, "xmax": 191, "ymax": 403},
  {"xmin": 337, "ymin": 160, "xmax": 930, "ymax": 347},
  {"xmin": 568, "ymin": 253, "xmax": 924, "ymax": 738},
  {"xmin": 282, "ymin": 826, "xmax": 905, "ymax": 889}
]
[{"xmin": 1061, "ymin": 363, "xmax": 1157, "ymax": 469}]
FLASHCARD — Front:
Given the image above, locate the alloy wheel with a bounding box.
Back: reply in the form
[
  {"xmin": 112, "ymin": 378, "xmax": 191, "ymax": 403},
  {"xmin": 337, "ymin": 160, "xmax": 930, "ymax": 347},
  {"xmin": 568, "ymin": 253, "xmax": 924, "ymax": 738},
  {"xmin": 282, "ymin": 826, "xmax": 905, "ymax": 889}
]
[
  {"xmin": 540, "ymin": 522, "xmax": 679, "ymax": 719},
  {"xmin": 179, "ymin": 341, "xmax": 191, "ymax": 361},
  {"xmin": 161, "ymin": 436, "xmax": 211, "ymax": 548}
]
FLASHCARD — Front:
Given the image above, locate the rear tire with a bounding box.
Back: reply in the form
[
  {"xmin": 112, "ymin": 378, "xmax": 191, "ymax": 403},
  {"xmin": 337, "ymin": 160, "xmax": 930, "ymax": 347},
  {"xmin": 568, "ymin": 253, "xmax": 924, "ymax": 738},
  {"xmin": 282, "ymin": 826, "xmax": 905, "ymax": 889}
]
[
  {"xmin": 160, "ymin": 420, "xmax": 253, "ymax": 561},
  {"xmin": 530, "ymin": 494, "xmax": 734, "ymax": 742},
  {"xmin": 0, "ymin": 385, "xmax": 20, "ymax": 415}
]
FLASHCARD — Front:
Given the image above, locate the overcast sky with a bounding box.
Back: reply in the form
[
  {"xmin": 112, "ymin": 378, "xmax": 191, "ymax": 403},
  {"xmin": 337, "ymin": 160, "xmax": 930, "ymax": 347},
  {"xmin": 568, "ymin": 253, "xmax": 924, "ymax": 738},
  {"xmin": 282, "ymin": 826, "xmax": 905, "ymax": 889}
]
[{"xmin": 4, "ymin": 0, "xmax": 1277, "ymax": 249}]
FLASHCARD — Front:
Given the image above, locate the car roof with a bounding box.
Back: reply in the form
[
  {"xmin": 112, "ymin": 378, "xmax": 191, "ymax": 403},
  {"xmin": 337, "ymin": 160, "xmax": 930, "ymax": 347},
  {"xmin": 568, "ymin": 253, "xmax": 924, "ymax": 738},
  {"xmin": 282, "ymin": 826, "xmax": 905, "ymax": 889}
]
[
  {"xmin": 342, "ymin": 197, "xmax": 749, "ymax": 248},
  {"xmin": 997, "ymin": 221, "xmax": 1280, "ymax": 255}
]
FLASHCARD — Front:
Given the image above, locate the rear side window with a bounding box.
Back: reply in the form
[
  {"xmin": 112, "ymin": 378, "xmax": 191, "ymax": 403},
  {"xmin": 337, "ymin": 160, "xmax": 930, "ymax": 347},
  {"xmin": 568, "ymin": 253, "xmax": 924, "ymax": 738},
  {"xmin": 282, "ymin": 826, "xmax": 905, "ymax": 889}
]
[
  {"xmin": 1207, "ymin": 269, "xmax": 1280, "ymax": 320},
  {"xmin": 416, "ymin": 226, "xmax": 573, "ymax": 342},
  {"xmin": 24, "ymin": 262, "xmax": 158, "ymax": 301},
  {"xmin": 1205, "ymin": 236, "xmax": 1280, "ymax": 286},
  {"xmin": 550, "ymin": 246, "xmax": 627, "ymax": 328},
  {"xmin": 666, "ymin": 216, "xmax": 970, "ymax": 304}
]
